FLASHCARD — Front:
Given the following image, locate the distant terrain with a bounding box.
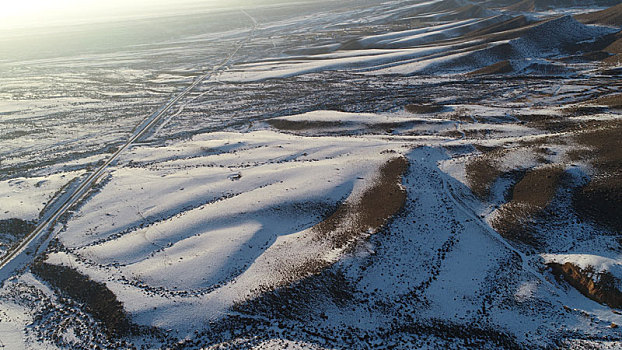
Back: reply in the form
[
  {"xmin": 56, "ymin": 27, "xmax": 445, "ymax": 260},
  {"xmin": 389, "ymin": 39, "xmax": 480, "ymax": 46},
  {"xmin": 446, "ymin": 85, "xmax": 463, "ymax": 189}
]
[{"xmin": 0, "ymin": 0, "xmax": 621, "ymax": 349}]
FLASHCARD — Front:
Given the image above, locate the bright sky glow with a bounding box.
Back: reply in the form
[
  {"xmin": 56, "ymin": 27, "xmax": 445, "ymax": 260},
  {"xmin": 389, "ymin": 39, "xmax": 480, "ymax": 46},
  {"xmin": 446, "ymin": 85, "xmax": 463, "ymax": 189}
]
[{"xmin": 0, "ymin": 0, "xmax": 217, "ymax": 30}]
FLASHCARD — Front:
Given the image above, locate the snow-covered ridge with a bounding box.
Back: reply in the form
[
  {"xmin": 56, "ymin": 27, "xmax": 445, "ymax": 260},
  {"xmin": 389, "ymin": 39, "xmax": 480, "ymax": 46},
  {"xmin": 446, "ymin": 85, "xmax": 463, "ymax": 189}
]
[
  {"xmin": 41, "ymin": 125, "xmax": 409, "ymax": 331},
  {"xmin": 1, "ymin": 0, "xmax": 621, "ymax": 347},
  {"xmin": 221, "ymin": 12, "xmax": 617, "ymax": 81}
]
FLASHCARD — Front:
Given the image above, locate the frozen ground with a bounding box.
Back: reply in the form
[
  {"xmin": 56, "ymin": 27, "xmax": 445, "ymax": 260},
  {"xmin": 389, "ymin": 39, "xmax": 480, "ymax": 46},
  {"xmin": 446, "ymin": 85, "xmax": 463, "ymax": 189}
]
[{"xmin": 1, "ymin": 0, "xmax": 622, "ymax": 349}]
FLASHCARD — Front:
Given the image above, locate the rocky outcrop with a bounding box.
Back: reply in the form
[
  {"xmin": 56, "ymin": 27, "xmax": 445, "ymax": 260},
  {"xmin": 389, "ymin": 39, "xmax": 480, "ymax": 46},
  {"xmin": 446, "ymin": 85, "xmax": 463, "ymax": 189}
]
[{"xmin": 549, "ymin": 262, "xmax": 622, "ymax": 309}]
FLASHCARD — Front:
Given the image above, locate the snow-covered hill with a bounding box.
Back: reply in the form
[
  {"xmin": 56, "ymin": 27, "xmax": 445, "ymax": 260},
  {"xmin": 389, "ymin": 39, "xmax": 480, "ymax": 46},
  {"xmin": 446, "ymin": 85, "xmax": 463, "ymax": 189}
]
[{"xmin": 1, "ymin": 0, "xmax": 621, "ymax": 349}]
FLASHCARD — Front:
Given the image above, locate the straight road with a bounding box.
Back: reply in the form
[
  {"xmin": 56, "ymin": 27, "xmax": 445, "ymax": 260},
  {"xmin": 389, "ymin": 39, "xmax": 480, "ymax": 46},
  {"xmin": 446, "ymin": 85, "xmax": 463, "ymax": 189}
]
[{"xmin": 0, "ymin": 11, "xmax": 257, "ymax": 282}]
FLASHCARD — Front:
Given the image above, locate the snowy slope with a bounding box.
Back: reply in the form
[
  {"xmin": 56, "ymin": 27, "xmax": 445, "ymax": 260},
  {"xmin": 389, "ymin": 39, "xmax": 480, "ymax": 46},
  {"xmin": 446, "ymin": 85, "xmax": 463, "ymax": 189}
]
[{"xmin": 1, "ymin": 0, "xmax": 621, "ymax": 349}]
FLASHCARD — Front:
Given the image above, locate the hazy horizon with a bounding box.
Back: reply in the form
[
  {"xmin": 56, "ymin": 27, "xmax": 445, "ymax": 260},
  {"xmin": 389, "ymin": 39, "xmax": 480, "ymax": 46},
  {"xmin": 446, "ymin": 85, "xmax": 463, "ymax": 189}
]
[
  {"xmin": 0, "ymin": 0, "xmax": 333, "ymax": 63},
  {"xmin": 0, "ymin": 0, "xmax": 320, "ymax": 31}
]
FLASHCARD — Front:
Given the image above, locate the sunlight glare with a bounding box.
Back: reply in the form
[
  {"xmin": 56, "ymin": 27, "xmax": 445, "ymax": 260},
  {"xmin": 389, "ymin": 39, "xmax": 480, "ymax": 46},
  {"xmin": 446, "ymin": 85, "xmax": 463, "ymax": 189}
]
[{"xmin": 0, "ymin": 0, "xmax": 214, "ymax": 30}]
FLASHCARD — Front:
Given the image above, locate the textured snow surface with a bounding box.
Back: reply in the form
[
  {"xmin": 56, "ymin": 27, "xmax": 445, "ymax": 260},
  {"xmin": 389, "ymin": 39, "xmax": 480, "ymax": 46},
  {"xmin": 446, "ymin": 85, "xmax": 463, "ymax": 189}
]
[
  {"xmin": 1, "ymin": 0, "xmax": 621, "ymax": 347},
  {"xmin": 33, "ymin": 108, "xmax": 622, "ymax": 345},
  {"xmin": 0, "ymin": 301, "xmax": 29, "ymax": 350},
  {"xmin": 0, "ymin": 171, "xmax": 84, "ymax": 221},
  {"xmin": 48, "ymin": 125, "xmax": 408, "ymax": 331}
]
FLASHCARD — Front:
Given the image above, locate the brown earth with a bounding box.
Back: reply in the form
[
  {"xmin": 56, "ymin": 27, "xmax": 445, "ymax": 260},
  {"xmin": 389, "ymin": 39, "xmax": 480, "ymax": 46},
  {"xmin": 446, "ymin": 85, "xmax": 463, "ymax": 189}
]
[
  {"xmin": 254, "ymin": 156, "xmax": 409, "ymax": 290},
  {"xmin": 467, "ymin": 60, "xmax": 514, "ymax": 76},
  {"xmin": 602, "ymin": 53, "xmax": 622, "ymax": 65},
  {"xmin": 576, "ymin": 3, "xmax": 622, "ymax": 27},
  {"xmin": 424, "ymin": 0, "xmax": 470, "ymax": 13},
  {"xmin": 511, "ymin": 166, "xmax": 564, "ymax": 207},
  {"xmin": 573, "ymin": 50, "xmax": 611, "ymax": 62},
  {"xmin": 465, "ymin": 15, "xmax": 531, "ymax": 38},
  {"xmin": 313, "ymin": 156, "xmax": 409, "ymax": 249},
  {"xmin": 268, "ymin": 117, "xmax": 420, "ymax": 135},
  {"xmin": 593, "ymin": 93, "xmax": 622, "ymax": 109},
  {"xmin": 593, "ymin": 32, "xmax": 622, "ymax": 65},
  {"xmin": 492, "ymin": 165, "xmax": 565, "ymax": 246},
  {"xmin": 570, "ymin": 120, "xmax": 622, "ymax": 232},
  {"xmin": 438, "ymin": 4, "xmax": 490, "ymax": 21},
  {"xmin": 516, "ymin": 113, "xmax": 580, "ymax": 133},
  {"xmin": 405, "ymin": 104, "xmax": 445, "ymax": 114},
  {"xmin": 505, "ymin": 0, "xmax": 535, "ymax": 12},
  {"xmin": 32, "ymin": 260, "xmax": 132, "ymax": 337},
  {"xmin": 267, "ymin": 119, "xmax": 345, "ymax": 131},
  {"xmin": 604, "ymin": 35, "xmax": 622, "ymax": 54},
  {"xmin": 465, "ymin": 149, "xmax": 505, "ymax": 200}
]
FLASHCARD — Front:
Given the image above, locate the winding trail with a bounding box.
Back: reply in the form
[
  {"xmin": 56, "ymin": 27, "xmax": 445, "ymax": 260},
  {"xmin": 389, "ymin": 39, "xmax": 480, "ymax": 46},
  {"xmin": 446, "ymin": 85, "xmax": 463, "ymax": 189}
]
[
  {"xmin": 0, "ymin": 10, "xmax": 258, "ymax": 283},
  {"xmin": 439, "ymin": 170, "xmax": 559, "ymax": 294}
]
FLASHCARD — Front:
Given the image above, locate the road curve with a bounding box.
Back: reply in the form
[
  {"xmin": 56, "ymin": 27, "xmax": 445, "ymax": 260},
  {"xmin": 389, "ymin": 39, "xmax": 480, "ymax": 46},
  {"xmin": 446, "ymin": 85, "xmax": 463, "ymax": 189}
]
[{"xmin": 0, "ymin": 11, "xmax": 257, "ymax": 282}]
